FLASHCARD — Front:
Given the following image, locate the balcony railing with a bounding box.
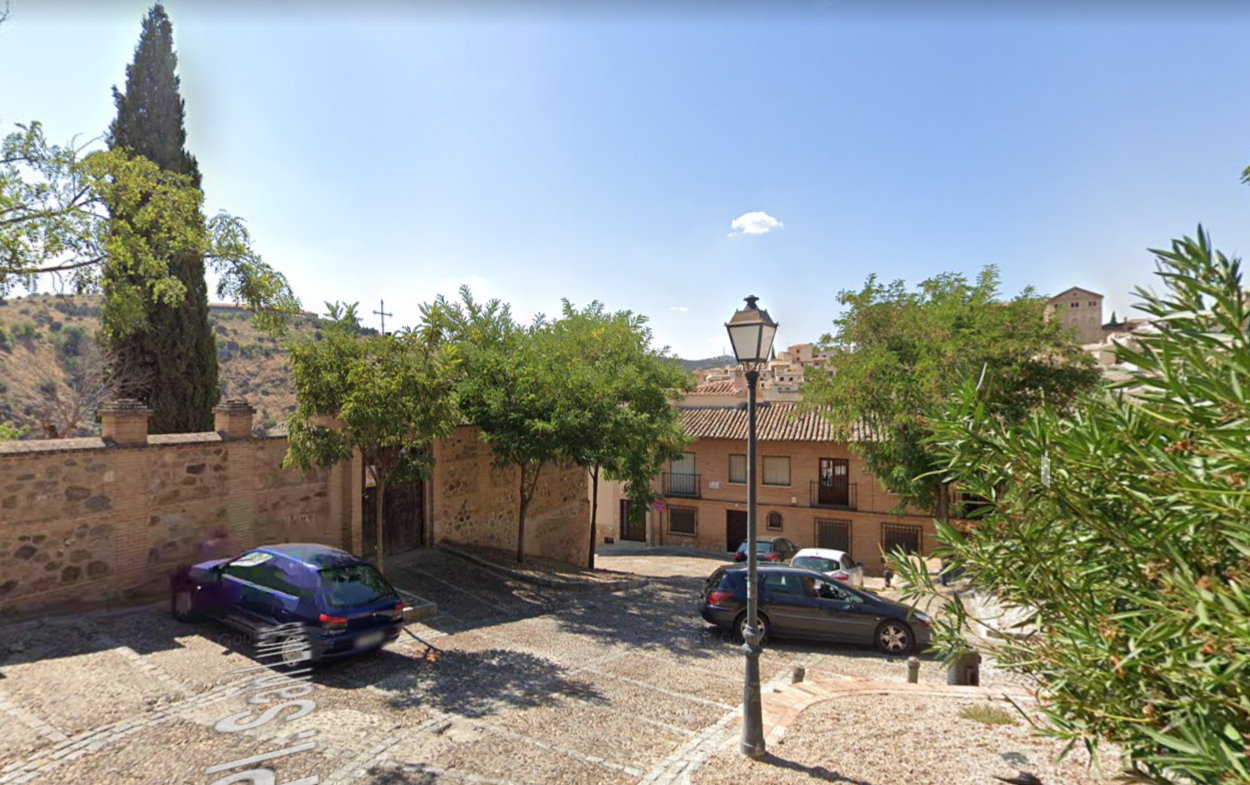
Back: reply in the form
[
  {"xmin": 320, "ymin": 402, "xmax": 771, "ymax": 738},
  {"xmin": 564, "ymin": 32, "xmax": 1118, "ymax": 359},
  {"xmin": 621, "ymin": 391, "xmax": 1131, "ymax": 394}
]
[
  {"xmin": 663, "ymin": 472, "xmax": 701, "ymax": 498},
  {"xmin": 810, "ymin": 481, "xmax": 856, "ymax": 510}
]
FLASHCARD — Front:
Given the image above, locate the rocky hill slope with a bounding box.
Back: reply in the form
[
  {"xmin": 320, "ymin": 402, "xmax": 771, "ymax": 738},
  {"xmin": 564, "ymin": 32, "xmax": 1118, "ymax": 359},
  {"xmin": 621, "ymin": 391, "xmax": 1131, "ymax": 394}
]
[{"xmin": 0, "ymin": 293, "xmax": 320, "ymax": 438}]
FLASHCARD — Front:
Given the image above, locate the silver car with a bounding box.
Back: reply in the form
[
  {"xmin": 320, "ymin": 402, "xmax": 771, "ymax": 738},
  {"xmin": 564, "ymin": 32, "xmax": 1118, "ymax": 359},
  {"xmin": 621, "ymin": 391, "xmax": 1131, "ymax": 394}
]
[{"xmin": 791, "ymin": 547, "xmax": 864, "ymax": 588}]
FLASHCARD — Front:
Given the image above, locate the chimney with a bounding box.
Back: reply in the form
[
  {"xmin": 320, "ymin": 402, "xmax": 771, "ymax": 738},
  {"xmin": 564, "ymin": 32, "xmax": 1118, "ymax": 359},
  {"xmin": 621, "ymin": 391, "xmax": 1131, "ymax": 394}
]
[
  {"xmin": 99, "ymin": 399, "xmax": 152, "ymax": 446},
  {"xmin": 214, "ymin": 399, "xmax": 256, "ymax": 440}
]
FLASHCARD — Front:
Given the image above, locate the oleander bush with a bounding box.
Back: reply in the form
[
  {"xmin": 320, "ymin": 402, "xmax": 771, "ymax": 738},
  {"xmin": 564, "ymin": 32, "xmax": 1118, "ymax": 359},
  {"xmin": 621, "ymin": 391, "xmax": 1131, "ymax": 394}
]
[{"xmin": 898, "ymin": 226, "xmax": 1250, "ymax": 783}]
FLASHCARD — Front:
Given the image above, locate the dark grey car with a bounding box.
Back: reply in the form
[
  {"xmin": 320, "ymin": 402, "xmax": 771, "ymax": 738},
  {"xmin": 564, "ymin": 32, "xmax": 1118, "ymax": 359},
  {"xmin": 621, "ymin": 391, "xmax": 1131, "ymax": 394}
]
[{"xmin": 699, "ymin": 564, "xmax": 932, "ymax": 654}]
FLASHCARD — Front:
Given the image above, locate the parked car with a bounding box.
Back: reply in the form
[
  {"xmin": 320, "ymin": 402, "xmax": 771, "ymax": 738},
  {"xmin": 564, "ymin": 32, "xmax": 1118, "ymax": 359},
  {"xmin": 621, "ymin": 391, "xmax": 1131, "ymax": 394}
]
[
  {"xmin": 733, "ymin": 536, "xmax": 798, "ymax": 563},
  {"xmin": 699, "ymin": 564, "xmax": 931, "ymax": 654},
  {"xmin": 170, "ymin": 543, "xmax": 405, "ymax": 666},
  {"xmin": 790, "ymin": 547, "xmax": 865, "ymax": 588}
]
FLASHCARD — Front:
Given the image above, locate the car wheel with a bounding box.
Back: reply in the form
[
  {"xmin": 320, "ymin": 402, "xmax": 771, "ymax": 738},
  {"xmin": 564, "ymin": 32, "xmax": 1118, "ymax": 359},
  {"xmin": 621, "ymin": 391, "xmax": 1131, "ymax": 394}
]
[
  {"xmin": 735, "ymin": 612, "xmax": 769, "ymax": 646},
  {"xmin": 875, "ymin": 620, "xmax": 912, "ymax": 655},
  {"xmin": 171, "ymin": 589, "xmax": 199, "ymax": 623},
  {"xmin": 278, "ymin": 635, "xmax": 313, "ymax": 669}
]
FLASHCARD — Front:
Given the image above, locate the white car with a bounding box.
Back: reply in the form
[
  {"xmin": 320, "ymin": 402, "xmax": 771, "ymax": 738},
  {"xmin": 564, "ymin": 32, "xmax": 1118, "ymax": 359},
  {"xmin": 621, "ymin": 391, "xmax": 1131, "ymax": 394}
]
[{"xmin": 790, "ymin": 548, "xmax": 864, "ymax": 588}]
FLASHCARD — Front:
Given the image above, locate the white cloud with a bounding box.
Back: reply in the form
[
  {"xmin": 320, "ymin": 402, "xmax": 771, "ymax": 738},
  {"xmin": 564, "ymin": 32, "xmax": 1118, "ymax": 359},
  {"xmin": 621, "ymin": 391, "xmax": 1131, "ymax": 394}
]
[
  {"xmin": 670, "ymin": 305, "xmax": 690, "ymax": 312},
  {"xmin": 728, "ymin": 211, "xmax": 783, "ymax": 237}
]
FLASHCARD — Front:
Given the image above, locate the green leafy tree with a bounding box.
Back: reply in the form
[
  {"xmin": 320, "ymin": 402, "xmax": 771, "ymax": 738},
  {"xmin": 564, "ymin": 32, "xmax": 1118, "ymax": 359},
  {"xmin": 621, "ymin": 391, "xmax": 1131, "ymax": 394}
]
[
  {"xmin": 102, "ymin": 3, "xmax": 285, "ymax": 432},
  {"xmin": 423, "ymin": 287, "xmax": 576, "ymax": 564},
  {"xmin": 284, "ymin": 301, "xmax": 459, "ymax": 574},
  {"xmin": 545, "ymin": 300, "xmax": 691, "ymax": 568},
  {"xmin": 804, "ymin": 266, "xmax": 1101, "ymax": 518},
  {"xmin": 895, "ymin": 228, "xmax": 1250, "ymax": 783},
  {"xmin": 1, "ymin": 123, "xmax": 294, "ymax": 329}
]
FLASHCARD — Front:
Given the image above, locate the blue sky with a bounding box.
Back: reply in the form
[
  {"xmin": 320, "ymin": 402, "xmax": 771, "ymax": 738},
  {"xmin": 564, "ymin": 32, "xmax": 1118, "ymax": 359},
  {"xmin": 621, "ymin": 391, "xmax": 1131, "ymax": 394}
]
[{"xmin": 3, "ymin": 2, "xmax": 1250, "ymax": 358}]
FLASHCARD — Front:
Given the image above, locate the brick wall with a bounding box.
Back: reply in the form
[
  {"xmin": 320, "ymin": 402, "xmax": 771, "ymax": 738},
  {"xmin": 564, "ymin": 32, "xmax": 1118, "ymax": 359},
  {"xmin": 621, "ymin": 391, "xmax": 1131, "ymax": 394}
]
[{"xmin": 652, "ymin": 438, "xmax": 940, "ymax": 574}]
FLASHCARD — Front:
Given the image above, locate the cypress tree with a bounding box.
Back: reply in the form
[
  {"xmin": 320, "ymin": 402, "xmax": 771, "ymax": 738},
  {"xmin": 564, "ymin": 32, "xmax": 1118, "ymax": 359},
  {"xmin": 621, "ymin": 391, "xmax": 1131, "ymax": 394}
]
[{"xmin": 106, "ymin": 3, "xmax": 219, "ymax": 432}]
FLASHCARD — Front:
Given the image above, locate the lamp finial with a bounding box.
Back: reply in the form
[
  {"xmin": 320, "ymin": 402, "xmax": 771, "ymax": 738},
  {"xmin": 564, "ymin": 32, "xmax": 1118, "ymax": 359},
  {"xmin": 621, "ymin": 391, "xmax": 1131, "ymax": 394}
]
[{"xmin": 744, "ymin": 295, "xmax": 759, "ymax": 310}]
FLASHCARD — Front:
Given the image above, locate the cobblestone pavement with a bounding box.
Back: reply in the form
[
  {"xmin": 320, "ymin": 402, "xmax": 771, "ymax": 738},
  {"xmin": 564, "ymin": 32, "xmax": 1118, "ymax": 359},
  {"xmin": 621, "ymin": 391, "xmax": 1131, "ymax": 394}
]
[{"xmin": 0, "ymin": 548, "xmax": 994, "ymax": 785}]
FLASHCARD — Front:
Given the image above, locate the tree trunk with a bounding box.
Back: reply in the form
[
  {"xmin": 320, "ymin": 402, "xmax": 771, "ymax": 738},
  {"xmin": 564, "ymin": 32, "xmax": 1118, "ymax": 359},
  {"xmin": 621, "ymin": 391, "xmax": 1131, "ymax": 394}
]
[
  {"xmin": 516, "ymin": 465, "xmax": 527, "ymax": 565},
  {"xmin": 587, "ymin": 465, "xmax": 600, "ymax": 570},
  {"xmin": 375, "ymin": 475, "xmax": 387, "ymax": 576}
]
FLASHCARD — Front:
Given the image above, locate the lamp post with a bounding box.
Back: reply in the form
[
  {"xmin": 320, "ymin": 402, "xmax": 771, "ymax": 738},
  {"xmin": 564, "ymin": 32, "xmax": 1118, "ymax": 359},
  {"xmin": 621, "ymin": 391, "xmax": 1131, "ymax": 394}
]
[{"xmin": 725, "ymin": 294, "xmax": 778, "ymax": 759}]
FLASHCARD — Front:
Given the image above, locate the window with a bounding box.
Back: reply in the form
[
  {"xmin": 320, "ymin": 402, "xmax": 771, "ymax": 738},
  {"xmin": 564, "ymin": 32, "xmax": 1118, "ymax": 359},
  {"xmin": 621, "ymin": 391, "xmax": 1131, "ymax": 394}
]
[
  {"xmin": 815, "ymin": 518, "xmax": 851, "ymax": 552},
  {"xmin": 881, "ymin": 523, "xmax": 922, "ymax": 555},
  {"xmin": 762, "ymin": 572, "xmax": 802, "ymax": 595},
  {"xmin": 728, "ymin": 454, "xmax": 746, "ymax": 484},
  {"xmin": 669, "ymin": 507, "xmax": 697, "ymax": 536},
  {"xmin": 1088, "ymin": 301, "xmax": 1098, "ymax": 307},
  {"xmin": 762, "ymin": 456, "xmax": 790, "ymax": 486},
  {"xmin": 767, "ymin": 511, "xmax": 783, "ymax": 530},
  {"xmin": 319, "ymin": 564, "xmax": 395, "ymax": 609},
  {"xmin": 1070, "ymin": 301, "xmax": 1079, "ymax": 308}
]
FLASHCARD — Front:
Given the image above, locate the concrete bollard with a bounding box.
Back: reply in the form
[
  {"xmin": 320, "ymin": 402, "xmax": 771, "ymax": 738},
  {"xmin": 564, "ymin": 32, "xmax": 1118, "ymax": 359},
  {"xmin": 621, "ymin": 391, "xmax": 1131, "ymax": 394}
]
[
  {"xmin": 907, "ymin": 656, "xmax": 920, "ymax": 683},
  {"xmin": 792, "ymin": 665, "xmax": 805, "ymax": 684}
]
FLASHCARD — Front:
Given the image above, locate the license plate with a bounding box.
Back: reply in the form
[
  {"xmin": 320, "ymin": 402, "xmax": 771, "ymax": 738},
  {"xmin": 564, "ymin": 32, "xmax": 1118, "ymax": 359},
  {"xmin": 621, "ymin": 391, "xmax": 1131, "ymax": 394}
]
[{"xmin": 354, "ymin": 631, "xmax": 385, "ymax": 649}]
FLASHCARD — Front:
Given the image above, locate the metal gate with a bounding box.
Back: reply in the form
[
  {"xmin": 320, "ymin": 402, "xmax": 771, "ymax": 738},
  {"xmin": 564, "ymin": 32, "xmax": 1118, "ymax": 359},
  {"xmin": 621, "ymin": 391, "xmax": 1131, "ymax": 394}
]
[
  {"xmin": 361, "ymin": 465, "xmax": 425, "ymax": 562},
  {"xmin": 815, "ymin": 518, "xmax": 851, "ymax": 553}
]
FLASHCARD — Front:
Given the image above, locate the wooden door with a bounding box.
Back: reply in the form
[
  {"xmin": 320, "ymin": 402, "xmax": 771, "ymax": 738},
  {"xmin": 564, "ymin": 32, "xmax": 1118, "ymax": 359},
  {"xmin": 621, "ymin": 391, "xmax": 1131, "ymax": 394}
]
[
  {"xmin": 620, "ymin": 499, "xmax": 645, "ymax": 541},
  {"xmin": 726, "ymin": 510, "xmax": 748, "ymax": 553},
  {"xmin": 818, "ymin": 458, "xmax": 849, "ymax": 506}
]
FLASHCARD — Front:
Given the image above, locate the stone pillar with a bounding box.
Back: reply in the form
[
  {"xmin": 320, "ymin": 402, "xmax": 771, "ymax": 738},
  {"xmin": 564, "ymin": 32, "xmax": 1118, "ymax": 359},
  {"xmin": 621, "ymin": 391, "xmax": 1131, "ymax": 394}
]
[
  {"xmin": 99, "ymin": 399, "xmax": 152, "ymax": 446},
  {"xmin": 214, "ymin": 399, "xmax": 255, "ymax": 440}
]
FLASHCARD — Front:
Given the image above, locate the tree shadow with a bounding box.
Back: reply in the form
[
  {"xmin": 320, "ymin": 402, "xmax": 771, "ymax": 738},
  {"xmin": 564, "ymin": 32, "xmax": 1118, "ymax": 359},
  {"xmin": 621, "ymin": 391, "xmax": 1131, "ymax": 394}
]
[{"xmin": 313, "ymin": 646, "xmax": 604, "ymax": 719}]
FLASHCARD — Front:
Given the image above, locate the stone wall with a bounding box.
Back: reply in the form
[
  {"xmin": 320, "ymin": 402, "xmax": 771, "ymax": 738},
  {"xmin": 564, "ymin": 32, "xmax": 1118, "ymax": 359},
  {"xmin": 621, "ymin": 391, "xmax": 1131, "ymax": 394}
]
[
  {"xmin": 0, "ymin": 420, "xmax": 353, "ymax": 619},
  {"xmin": 0, "ymin": 405, "xmax": 589, "ymax": 619},
  {"xmin": 431, "ymin": 426, "xmax": 590, "ymax": 566}
]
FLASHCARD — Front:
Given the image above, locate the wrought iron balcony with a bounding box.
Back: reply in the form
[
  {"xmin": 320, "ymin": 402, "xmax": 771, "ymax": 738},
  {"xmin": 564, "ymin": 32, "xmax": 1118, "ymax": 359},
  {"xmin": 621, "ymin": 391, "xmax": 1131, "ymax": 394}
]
[
  {"xmin": 810, "ymin": 481, "xmax": 856, "ymax": 510},
  {"xmin": 662, "ymin": 472, "xmax": 701, "ymax": 498}
]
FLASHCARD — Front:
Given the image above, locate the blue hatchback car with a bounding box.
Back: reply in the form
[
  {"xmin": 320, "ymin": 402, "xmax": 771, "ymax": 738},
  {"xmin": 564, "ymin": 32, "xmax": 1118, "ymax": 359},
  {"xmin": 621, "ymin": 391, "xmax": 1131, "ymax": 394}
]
[{"xmin": 169, "ymin": 543, "xmax": 405, "ymax": 666}]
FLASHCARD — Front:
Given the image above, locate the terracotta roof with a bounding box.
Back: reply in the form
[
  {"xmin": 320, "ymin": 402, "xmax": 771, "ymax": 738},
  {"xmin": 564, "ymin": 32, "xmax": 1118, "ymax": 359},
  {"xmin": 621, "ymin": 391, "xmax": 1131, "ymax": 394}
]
[
  {"xmin": 689, "ymin": 379, "xmax": 740, "ymax": 396},
  {"xmin": 679, "ymin": 403, "xmax": 873, "ymax": 442}
]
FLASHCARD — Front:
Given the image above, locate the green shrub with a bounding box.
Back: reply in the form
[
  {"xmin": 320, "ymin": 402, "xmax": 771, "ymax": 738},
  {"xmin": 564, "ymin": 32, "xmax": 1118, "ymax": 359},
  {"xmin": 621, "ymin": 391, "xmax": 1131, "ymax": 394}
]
[
  {"xmin": 903, "ymin": 226, "xmax": 1250, "ymax": 783},
  {"xmin": 958, "ymin": 704, "xmax": 1016, "ymax": 726}
]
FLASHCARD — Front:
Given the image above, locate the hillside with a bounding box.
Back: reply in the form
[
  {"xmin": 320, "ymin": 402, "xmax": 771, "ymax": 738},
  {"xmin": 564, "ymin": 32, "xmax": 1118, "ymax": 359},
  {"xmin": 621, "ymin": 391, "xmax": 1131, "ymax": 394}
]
[
  {"xmin": 0, "ymin": 293, "xmax": 723, "ymax": 440},
  {"xmin": 679, "ymin": 354, "xmax": 736, "ymax": 372},
  {"xmin": 0, "ymin": 293, "xmax": 321, "ymax": 438}
]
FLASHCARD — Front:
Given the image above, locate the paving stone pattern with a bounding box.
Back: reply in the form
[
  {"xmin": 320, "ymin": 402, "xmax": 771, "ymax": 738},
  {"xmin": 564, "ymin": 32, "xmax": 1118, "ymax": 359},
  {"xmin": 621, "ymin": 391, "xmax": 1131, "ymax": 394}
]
[{"xmin": 0, "ymin": 548, "xmax": 1023, "ymax": 784}]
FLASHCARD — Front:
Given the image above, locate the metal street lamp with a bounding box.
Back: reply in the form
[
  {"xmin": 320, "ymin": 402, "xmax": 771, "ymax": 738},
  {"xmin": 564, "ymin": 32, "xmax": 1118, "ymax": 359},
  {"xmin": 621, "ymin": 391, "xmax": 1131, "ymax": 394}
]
[{"xmin": 725, "ymin": 294, "xmax": 778, "ymax": 759}]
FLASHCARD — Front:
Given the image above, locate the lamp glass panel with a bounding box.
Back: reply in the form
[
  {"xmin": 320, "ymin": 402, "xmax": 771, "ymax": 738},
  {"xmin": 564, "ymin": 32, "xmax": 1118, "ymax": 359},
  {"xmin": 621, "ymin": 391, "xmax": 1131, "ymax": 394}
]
[{"xmin": 727, "ymin": 323, "xmax": 764, "ymax": 363}]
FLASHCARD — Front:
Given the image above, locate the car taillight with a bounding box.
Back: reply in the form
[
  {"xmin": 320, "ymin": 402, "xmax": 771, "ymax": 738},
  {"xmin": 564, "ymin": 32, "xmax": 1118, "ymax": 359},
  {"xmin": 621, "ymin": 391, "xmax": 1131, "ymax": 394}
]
[
  {"xmin": 319, "ymin": 613, "xmax": 348, "ymax": 629},
  {"xmin": 707, "ymin": 591, "xmax": 734, "ymax": 606},
  {"xmin": 833, "ymin": 572, "xmax": 848, "ymax": 581},
  {"xmin": 391, "ymin": 601, "xmax": 405, "ymax": 619},
  {"xmin": 763, "ymin": 553, "xmax": 781, "ymax": 561}
]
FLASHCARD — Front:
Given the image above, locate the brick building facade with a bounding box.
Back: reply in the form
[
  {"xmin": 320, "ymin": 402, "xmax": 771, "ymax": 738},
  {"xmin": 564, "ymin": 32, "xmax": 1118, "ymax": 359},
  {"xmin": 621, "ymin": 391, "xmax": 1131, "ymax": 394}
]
[{"xmin": 652, "ymin": 403, "xmax": 940, "ymax": 574}]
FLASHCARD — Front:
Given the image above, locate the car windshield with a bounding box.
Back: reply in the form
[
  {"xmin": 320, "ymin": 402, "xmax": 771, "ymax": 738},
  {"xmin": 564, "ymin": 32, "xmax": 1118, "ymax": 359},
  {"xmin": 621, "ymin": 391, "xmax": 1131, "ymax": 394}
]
[
  {"xmin": 319, "ymin": 564, "xmax": 394, "ymax": 609},
  {"xmin": 755, "ymin": 542, "xmax": 775, "ymax": 552},
  {"xmin": 793, "ymin": 556, "xmax": 839, "ymax": 572}
]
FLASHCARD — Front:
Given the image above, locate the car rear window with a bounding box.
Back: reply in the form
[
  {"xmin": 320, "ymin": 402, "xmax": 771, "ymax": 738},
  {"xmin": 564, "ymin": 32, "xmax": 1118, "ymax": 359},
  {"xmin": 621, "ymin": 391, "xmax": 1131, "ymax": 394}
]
[
  {"xmin": 319, "ymin": 564, "xmax": 395, "ymax": 609},
  {"xmin": 793, "ymin": 556, "xmax": 838, "ymax": 572}
]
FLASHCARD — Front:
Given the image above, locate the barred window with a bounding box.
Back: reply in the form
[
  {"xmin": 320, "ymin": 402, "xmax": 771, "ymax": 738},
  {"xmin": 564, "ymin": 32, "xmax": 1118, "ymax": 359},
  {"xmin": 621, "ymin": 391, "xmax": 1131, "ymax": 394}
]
[
  {"xmin": 669, "ymin": 507, "xmax": 697, "ymax": 536},
  {"xmin": 766, "ymin": 511, "xmax": 783, "ymax": 530},
  {"xmin": 762, "ymin": 456, "xmax": 790, "ymax": 486},
  {"xmin": 881, "ymin": 523, "xmax": 922, "ymax": 555}
]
